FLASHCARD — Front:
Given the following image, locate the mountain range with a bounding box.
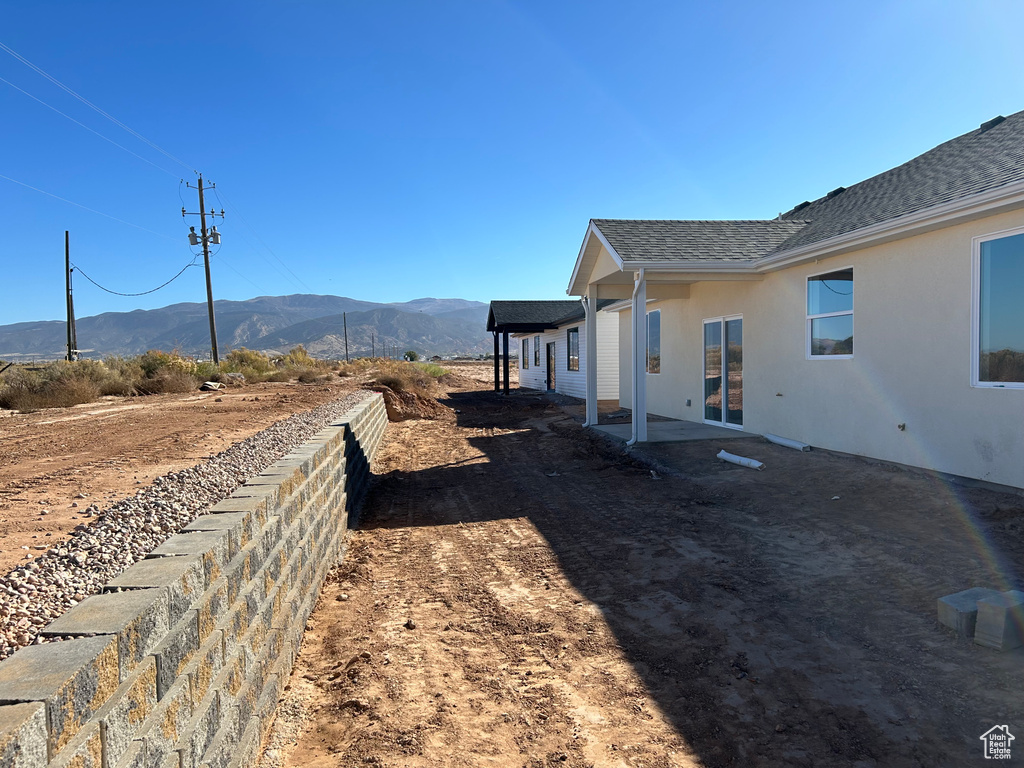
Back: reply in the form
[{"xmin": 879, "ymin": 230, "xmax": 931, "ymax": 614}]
[{"xmin": 0, "ymin": 295, "xmax": 492, "ymax": 361}]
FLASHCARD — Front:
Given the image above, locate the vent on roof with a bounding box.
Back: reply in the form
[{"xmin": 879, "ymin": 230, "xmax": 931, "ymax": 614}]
[
  {"xmin": 791, "ymin": 201, "xmax": 811, "ymax": 213},
  {"xmin": 980, "ymin": 115, "xmax": 1006, "ymax": 132},
  {"xmin": 826, "ymin": 186, "xmax": 846, "ymax": 200}
]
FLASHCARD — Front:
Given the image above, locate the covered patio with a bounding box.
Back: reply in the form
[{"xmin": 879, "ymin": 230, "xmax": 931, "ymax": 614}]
[{"xmin": 485, "ymin": 300, "xmax": 586, "ymax": 394}]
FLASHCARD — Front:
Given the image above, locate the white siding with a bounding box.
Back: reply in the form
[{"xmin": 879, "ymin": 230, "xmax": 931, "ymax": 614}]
[
  {"xmin": 596, "ymin": 310, "xmax": 619, "ymax": 400},
  {"xmin": 514, "ymin": 311, "xmax": 618, "ymax": 399}
]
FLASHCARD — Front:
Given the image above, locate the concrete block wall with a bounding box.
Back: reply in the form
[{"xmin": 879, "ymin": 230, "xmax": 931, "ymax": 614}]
[{"xmin": 0, "ymin": 392, "xmax": 387, "ymax": 768}]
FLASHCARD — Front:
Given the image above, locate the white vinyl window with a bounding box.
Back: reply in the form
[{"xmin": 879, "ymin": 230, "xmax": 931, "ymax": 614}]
[
  {"xmin": 521, "ymin": 338, "xmax": 529, "ymax": 369},
  {"xmin": 567, "ymin": 327, "xmax": 580, "ymax": 371},
  {"xmin": 807, "ymin": 267, "xmax": 853, "ymax": 358},
  {"xmin": 647, "ymin": 309, "xmax": 661, "ymax": 374},
  {"xmin": 534, "ymin": 336, "xmax": 540, "ymax": 367},
  {"xmin": 973, "ymin": 228, "xmax": 1024, "ymax": 388}
]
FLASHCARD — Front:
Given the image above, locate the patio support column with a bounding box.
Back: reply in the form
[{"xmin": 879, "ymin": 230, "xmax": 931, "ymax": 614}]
[
  {"xmin": 582, "ymin": 291, "xmax": 599, "ymax": 427},
  {"xmin": 627, "ymin": 269, "xmax": 648, "ymax": 444},
  {"xmin": 502, "ymin": 331, "xmax": 510, "ymax": 395},
  {"xmin": 493, "ymin": 331, "xmax": 500, "ymax": 392}
]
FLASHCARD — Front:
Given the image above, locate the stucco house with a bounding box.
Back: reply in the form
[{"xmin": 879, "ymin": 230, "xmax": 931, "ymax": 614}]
[
  {"xmin": 486, "ymin": 300, "xmax": 619, "ymax": 401},
  {"xmin": 567, "ymin": 112, "xmax": 1024, "ymax": 490}
]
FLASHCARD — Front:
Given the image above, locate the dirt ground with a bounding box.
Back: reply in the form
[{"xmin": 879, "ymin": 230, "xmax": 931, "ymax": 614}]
[
  {"xmin": 264, "ymin": 365, "xmax": 1024, "ymax": 768},
  {"xmin": 0, "ymin": 379, "xmax": 360, "ymax": 575}
]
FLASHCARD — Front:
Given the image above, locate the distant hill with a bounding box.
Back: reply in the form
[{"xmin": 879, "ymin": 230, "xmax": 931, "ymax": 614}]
[{"xmin": 0, "ymin": 295, "xmax": 490, "ymax": 360}]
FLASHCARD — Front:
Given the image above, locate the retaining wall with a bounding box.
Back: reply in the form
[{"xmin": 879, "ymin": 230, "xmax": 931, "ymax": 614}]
[{"xmin": 0, "ymin": 392, "xmax": 387, "ymax": 768}]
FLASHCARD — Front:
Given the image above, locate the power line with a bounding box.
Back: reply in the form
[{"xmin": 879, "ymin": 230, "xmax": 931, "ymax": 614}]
[
  {"xmin": 0, "ymin": 75, "xmax": 178, "ymax": 179},
  {"xmin": 0, "ymin": 40, "xmax": 195, "ymax": 174},
  {"xmin": 213, "ymin": 186, "xmax": 312, "ymax": 292},
  {"xmin": 0, "ymin": 172, "xmax": 178, "ymax": 240},
  {"xmin": 71, "ymin": 258, "xmax": 197, "ymax": 297}
]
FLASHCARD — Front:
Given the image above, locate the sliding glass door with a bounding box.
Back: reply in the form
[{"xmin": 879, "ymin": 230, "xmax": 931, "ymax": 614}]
[{"xmin": 703, "ymin": 316, "xmax": 743, "ymax": 428}]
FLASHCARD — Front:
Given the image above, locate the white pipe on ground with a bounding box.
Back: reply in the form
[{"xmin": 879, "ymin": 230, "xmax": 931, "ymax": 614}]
[
  {"xmin": 717, "ymin": 450, "xmax": 765, "ymax": 470},
  {"xmin": 764, "ymin": 433, "xmax": 811, "ymax": 452}
]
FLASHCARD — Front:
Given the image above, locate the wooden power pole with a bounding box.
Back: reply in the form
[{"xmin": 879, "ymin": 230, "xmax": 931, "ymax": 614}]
[
  {"xmin": 65, "ymin": 231, "xmax": 78, "ymax": 361},
  {"xmin": 183, "ymin": 175, "xmax": 224, "ymax": 364}
]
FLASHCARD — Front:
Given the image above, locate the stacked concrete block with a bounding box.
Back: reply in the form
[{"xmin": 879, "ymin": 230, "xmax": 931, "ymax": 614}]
[
  {"xmin": 975, "ymin": 590, "xmax": 1024, "ymax": 652},
  {"xmin": 0, "ymin": 392, "xmax": 388, "ymax": 768},
  {"xmin": 936, "ymin": 587, "xmax": 1002, "ymax": 639}
]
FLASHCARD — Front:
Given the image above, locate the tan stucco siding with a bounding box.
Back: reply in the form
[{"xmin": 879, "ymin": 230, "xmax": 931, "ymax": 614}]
[{"xmin": 618, "ymin": 208, "xmax": 1024, "ymax": 488}]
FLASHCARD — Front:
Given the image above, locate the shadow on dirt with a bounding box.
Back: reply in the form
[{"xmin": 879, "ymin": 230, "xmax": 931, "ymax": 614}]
[{"xmin": 358, "ymin": 387, "xmax": 1024, "ymax": 767}]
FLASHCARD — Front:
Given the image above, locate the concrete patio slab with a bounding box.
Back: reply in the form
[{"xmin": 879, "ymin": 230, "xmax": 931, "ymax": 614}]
[{"xmin": 592, "ymin": 420, "xmax": 758, "ymax": 443}]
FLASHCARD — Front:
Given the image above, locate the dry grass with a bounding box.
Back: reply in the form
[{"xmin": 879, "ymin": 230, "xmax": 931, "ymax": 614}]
[
  {"xmin": 361, "ymin": 359, "xmax": 449, "ymax": 398},
  {"xmin": 0, "ymin": 345, "xmax": 363, "ymax": 412},
  {"xmin": 0, "ymin": 378, "xmax": 100, "ymax": 412}
]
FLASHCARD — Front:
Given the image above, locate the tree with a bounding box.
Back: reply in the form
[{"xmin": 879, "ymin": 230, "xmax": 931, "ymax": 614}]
[{"xmin": 403, "ymin": 350, "xmax": 419, "ymax": 362}]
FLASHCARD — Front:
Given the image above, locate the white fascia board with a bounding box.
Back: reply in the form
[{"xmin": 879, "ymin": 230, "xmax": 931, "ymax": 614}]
[
  {"xmin": 619, "ymin": 259, "xmax": 759, "ymax": 273},
  {"xmin": 757, "ymin": 179, "xmax": 1024, "ymax": 272},
  {"xmin": 567, "ymin": 220, "xmax": 626, "ymax": 295}
]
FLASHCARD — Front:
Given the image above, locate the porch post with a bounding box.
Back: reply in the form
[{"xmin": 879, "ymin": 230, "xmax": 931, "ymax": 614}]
[
  {"xmin": 502, "ymin": 331, "xmax": 510, "ymax": 395},
  {"xmin": 628, "ymin": 269, "xmax": 647, "ymax": 444},
  {"xmin": 493, "ymin": 331, "xmax": 500, "ymax": 392},
  {"xmin": 582, "ymin": 291, "xmax": 599, "ymax": 427}
]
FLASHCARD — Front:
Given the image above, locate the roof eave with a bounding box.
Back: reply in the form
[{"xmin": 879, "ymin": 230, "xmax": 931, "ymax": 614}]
[{"xmin": 618, "ymin": 259, "xmax": 760, "ymax": 273}]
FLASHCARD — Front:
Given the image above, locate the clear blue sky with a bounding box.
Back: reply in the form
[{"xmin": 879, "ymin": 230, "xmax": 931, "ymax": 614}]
[{"xmin": 2, "ymin": 1, "xmax": 1023, "ymax": 326}]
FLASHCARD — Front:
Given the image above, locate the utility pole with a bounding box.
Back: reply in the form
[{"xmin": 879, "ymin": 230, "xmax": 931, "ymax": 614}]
[
  {"xmin": 371, "ymin": 332, "xmax": 375, "ymax": 358},
  {"xmin": 183, "ymin": 175, "xmax": 224, "ymax": 364},
  {"xmin": 65, "ymin": 231, "xmax": 78, "ymax": 361},
  {"xmin": 343, "ymin": 312, "xmax": 349, "ymax": 362}
]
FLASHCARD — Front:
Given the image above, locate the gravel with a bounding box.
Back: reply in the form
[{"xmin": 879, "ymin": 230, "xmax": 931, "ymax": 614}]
[{"xmin": 0, "ymin": 390, "xmax": 373, "ymax": 660}]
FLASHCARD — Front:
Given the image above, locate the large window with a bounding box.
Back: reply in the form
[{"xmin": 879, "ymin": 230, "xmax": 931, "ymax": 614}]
[
  {"xmin": 647, "ymin": 309, "xmax": 661, "ymax": 374},
  {"xmin": 534, "ymin": 336, "xmax": 540, "ymax": 367},
  {"xmin": 521, "ymin": 338, "xmax": 529, "ymax": 368},
  {"xmin": 807, "ymin": 268, "xmax": 853, "ymax": 357},
  {"xmin": 975, "ymin": 229, "xmax": 1024, "ymax": 387},
  {"xmin": 567, "ymin": 327, "xmax": 579, "ymax": 371}
]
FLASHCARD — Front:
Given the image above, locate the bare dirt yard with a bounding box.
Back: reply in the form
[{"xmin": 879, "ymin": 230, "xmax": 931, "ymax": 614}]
[
  {"xmin": 264, "ymin": 363, "xmax": 1024, "ymax": 768},
  {"xmin": 0, "ymin": 379, "xmax": 357, "ymax": 575}
]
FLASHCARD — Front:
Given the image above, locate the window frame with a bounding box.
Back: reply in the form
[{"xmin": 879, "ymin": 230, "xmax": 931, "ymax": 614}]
[
  {"xmin": 534, "ymin": 336, "xmax": 540, "ymax": 367},
  {"xmin": 646, "ymin": 309, "xmax": 661, "ymax": 374},
  {"xmin": 521, "ymin": 338, "xmax": 529, "ymax": 369},
  {"xmin": 972, "ymin": 225, "xmax": 1024, "ymax": 389},
  {"xmin": 806, "ymin": 266, "xmax": 854, "ymax": 360},
  {"xmin": 703, "ymin": 314, "xmax": 743, "ymax": 430},
  {"xmin": 566, "ymin": 327, "xmax": 580, "ymax": 371}
]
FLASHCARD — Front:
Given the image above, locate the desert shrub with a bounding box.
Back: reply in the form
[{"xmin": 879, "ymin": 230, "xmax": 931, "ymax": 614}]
[
  {"xmin": 223, "ymin": 348, "xmax": 273, "ymax": 375},
  {"xmin": 277, "ymin": 345, "xmax": 328, "ymax": 371},
  {"xmin": 138, "ymin": 350, "xmax": 174, "ymax": 377},
  {"xmin": 135, "ymin": 368, "xmax": 198, "ymax": 395},
  {"xmin": 103, "ymin": 356, "xmax": 145, "ymax": 394},
  {"xmin": 257, "ymin": 370, "xmax": 288, "ymax": 383},
  {"xmin": 0, "ymin": 366, "xmax": 101, "ymax": 411},
  {"xmin": 416, "ymin": 363, "xmax": 448, "ymax": 378},
  {"xmin": 194, "ymin": 361, "xmax": 224, "ymax": 382},
  {"xmin": 296, "ymin": 369, "xmax": 329, "ymax": 384}
]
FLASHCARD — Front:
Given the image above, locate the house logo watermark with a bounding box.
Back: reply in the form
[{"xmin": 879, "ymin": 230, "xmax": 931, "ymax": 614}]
[{"xmin": 980, "ymin": 725, "xmax": 1014, "ymax": 759}]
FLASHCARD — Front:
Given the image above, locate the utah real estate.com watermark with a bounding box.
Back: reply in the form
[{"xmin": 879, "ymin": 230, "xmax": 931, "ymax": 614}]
[{"xmin": 980, "ymin": 725, "xmax": 1014, "ymax": 760}]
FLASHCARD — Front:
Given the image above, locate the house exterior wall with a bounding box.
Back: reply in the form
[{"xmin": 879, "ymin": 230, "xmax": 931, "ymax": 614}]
[
  {"xmin": 615, "ymin": 207, "xmax": 1024, "ymax": 489},
  {"xmin": 517, "ymin": 312, "xmax": 619, "ymax": 399}
]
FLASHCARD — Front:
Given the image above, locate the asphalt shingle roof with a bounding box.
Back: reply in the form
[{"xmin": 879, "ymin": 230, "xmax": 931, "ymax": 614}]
[
  {"xmin": 487, "ymin": 300, "xmax": 616, "ymax": 332},
  {"xmin": 590, "ymin": 110, "xmax": 1024, "ymax": 264},
  {"xmin": 776, "ymin": 110, "xmax": 1024, "ymax": 251},
  {"xmin": 592, "ymin": 219, "xmax": 809, "ymax": 262}
]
